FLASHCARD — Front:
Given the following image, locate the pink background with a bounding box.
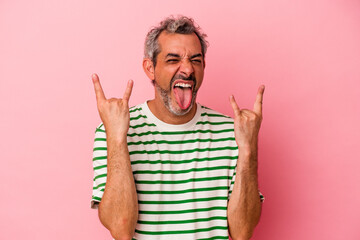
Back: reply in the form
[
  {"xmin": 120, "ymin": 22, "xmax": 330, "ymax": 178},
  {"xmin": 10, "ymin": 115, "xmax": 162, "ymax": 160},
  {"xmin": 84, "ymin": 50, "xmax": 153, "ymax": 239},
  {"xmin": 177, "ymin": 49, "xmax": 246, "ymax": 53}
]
[{"xmin": 1, "ymin": 0, "xmax": 359, "ymax": 239}]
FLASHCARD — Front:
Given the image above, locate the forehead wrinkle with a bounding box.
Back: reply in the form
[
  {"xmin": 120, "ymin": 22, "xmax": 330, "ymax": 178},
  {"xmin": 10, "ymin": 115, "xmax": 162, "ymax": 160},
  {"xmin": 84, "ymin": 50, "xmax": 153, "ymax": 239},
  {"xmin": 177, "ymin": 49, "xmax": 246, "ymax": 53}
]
[
  {"xmin": 165, "ymin": 53, "xmax": 181, "ymax": 58},
  {"xmin": 165, "ymin": 52, "xmax": 202, "ymax": 59}
]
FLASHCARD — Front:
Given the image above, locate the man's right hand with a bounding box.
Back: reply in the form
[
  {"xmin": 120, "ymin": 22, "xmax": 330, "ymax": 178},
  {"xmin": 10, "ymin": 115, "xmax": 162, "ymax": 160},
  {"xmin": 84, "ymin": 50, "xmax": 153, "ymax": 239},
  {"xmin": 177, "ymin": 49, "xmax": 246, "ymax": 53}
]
[
  {"xmin": 92, "ymin": 73, "xmax": 134, "ymax": 140},
  {"xmin": 92, "ymin": 74, "xmax": 138, "ymax": 239}
]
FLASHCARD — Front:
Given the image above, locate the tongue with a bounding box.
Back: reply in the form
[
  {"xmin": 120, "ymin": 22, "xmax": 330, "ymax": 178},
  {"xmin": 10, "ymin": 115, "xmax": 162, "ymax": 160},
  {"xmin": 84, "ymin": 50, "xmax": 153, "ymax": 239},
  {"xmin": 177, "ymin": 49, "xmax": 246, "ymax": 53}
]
[{"xmin": 173, "ymin": 87, "xmax": 193, "ymax": 110}]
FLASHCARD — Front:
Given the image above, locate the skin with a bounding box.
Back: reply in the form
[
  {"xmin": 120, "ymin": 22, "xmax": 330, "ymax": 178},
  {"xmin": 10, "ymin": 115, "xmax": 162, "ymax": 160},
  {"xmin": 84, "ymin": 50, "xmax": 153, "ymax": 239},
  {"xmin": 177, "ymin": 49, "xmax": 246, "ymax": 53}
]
[
  {"xmin": 92, "ymin": 75, "xmax": 138, "ymax": 240},
  {"xmin": 92, "ymin": 31, "xmax": 264, "ymax": 240},
  {"xmin": 227, "ymin": 88, "xmax": 264, "ymax": 240},
  {"xmin": 143, "ymin": 32, "xmax": 205, "ymax": 124}
]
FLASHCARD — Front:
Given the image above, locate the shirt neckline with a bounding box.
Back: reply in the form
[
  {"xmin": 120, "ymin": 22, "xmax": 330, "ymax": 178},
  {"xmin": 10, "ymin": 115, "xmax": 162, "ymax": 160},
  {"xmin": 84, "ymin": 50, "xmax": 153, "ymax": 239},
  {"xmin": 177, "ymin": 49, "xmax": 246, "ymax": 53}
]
[{"xmin": 141, "ymin": 101, "xmax": 202, "ymax": 131}]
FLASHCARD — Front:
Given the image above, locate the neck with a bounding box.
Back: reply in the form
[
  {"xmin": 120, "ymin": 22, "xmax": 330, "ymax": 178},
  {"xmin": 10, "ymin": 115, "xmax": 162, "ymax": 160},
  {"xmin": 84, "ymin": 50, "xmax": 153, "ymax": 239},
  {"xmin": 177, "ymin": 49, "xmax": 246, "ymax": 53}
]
[{"xmin": 147, "ymin": 98, "xmax": 197, "ymax": 125}]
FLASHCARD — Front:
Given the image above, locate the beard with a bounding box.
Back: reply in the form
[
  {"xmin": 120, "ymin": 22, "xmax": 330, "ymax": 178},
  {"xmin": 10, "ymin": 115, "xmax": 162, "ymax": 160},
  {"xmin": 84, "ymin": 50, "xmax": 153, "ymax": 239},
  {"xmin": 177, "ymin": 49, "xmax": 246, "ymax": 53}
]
[{"xmin": 153, "ymin": 74, "xmax": 198, "ymax": 116}]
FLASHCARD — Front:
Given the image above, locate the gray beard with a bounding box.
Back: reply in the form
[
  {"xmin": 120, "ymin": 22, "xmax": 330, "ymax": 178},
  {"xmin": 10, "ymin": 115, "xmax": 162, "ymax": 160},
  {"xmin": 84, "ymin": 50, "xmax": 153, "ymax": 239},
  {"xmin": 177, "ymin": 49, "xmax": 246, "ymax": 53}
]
[{"xmin": 154, "ymin": 80, "xmax": 198, "ymax": 116}]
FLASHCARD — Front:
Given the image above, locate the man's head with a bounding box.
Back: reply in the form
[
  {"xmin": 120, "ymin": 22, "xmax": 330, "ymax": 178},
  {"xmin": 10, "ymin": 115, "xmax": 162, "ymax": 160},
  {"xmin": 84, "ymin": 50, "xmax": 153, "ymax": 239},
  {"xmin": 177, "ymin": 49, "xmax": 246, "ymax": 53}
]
[
  {"xmin": 144, "ymin": 16, "xmax": 209, "ymax": 68},
  {"xmin": 143, "ymin": 16, "xmax": 209, "ymax": 116}
]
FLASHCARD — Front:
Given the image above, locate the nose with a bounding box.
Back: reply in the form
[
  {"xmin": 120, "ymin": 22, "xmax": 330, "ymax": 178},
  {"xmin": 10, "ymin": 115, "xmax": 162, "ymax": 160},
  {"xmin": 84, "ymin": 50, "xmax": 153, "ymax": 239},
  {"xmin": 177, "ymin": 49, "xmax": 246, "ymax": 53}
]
[{"xmin": 179, "ymin": 58, "xmax": 194, "ymax": 77}]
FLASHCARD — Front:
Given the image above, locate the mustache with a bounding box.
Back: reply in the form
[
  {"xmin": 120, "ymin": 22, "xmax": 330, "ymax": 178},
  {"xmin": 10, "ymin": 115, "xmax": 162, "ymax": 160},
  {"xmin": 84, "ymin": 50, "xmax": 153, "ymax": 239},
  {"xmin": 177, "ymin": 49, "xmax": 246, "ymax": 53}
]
[{"xmin": 170, "ymin": 74, "xmax": 197, "ymax": 89}]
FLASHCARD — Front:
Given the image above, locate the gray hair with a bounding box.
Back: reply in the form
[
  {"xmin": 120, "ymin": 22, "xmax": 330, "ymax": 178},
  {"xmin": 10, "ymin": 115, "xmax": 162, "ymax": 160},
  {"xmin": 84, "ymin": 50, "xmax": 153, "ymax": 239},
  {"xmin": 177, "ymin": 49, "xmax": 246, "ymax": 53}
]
[{"xmin": 144, "ymin": 15, "xmax": 209, "ymax": 67}]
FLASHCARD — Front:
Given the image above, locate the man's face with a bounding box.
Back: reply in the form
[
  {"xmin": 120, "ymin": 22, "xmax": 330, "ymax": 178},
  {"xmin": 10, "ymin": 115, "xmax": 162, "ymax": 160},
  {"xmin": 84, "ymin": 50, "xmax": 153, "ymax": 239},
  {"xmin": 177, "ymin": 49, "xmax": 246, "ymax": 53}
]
[{"xmin": 153, "ymin": 32, "xmax": 205, "ymax": 116}]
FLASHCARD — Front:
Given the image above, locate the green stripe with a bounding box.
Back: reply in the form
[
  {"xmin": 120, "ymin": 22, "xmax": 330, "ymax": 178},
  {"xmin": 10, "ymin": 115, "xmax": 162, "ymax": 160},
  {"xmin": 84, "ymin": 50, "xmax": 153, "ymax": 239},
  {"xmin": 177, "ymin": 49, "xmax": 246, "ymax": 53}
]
[
  {"xmin": 128, "ymin": 137, "xmax": 235, "ymax": 146},
  {"xmin": 130, "ymin": 114, "xmax": 147, "ymax": 120},
  {"xmin": 197, "ymin": 236, "xmax": 229, "ymax": 240},
  {"xmin": 133, "ymin": 165, "xmax": 235, "ymax": 175},
  {"xmin": 93, "ymin": 182, "xmax": 106, "ymax": 190},
  {"xmin": 201, "ymin": 105, "xmax": 212, "ymax": 110},
  {"xmin": 94, "ymin": 138, "xmax": 236, "ymax": 147},
  {"xmin": 92, "ymin": 196, "xmax": 101, "ymax": 201},
  {"xmin": 201, "ymin": 112, "xmax": 231, "ymax": 118},
  {"xmin": 139, "ymin": 206, "xmax": 227, "ymax": 215},
  {"xmin": 94, "ymin": 173, "xmax": 107, "ymax": 181},
  {"xmin": 131, "ymin": 155, "xmax": 237, "ymax": 165},
  {"xmin": 138, "ymin": 196, "xmax": 228, "ymax": 205},
  {"xmin": 136, "ymin": 186, "xmax": 229, "ymax": 195},
  {"xmin": 135, "ymin": 225, "xmax": 228, "ymax": 235},
  {"xmin": 135, "ymin": 176, "xmax": 232, "ymax": 184},
  {"xmin": 93, "ymin": 164, "xmax": 107, "ymax": 170},
  {"xmin": 94, "ymin": 137, "xmax": 106, "ymax": 142},
  {"xmin": 93, "ymin": 147, "xmax": 107, "ymax": 151},
  {"xmin": 196, "ymin": 121, "xmax": 233, "ymax": 125},
  {"xmin": 138, "ymin": 216, "xmax": 227, "ymax": 225},
  {"xmin": 93, "ymin": 176, "xmax": 232, "ymax": 190},
  {"xmin": 92, "ymin": 156, "xmax": 106, "ymax": 161},
  {"xmin": 130, "ymin": 122, "xmax": 156, "ymax": 129},
  {"xmin": 129, "ymin": 146, "xmax": 238, "ymax": 155},
  {"xmin": 93, "ymin": 177, "xmax": 233, "ymax": 191},
  {"xmin": 127, "ymin": 128, "xmax": 233, "ymax": 137},
  {"xmin": 129, "ymin": 107, "xmax": 142, "ymax": 113},
  {"xmin": 95, "ymin": 128, "xmax": 105, "ymax": 133},
  {"xmin": 92, "ymin": 155, "xmax": 237, "ymax": 164},
  {"xmin": 95, "ymin": 120, "xmax": 232, "ymax": 134}
]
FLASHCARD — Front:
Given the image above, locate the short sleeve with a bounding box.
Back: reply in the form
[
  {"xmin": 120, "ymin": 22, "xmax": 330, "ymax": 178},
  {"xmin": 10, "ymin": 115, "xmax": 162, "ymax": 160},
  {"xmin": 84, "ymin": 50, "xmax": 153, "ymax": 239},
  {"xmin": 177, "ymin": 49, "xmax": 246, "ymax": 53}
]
[
  {"xmin": 259, "ymin": 191, "xmax": 265, "ymax": 203},
  {"xmin": 228, "ymin": 166, "xmax": 265, "ymax": 203},
  {"xmin": 91, "ymin": 123, "xmax": 108, "ymax": 209},
  {"xmin": 228, "ymin": 164, "xmax": 237, "ymax": 200}
]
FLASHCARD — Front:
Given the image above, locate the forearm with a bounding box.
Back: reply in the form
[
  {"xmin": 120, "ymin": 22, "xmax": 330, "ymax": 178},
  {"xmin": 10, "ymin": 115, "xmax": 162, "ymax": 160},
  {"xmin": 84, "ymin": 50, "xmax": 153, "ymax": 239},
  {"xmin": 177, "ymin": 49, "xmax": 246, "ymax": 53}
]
[
  {"xmin": 227, "ymin": 148, "xmax": 262, "ymax": 240},
  {"xmin": 99, "ymin": 134, "xmax": 138, "ymax": 240}
]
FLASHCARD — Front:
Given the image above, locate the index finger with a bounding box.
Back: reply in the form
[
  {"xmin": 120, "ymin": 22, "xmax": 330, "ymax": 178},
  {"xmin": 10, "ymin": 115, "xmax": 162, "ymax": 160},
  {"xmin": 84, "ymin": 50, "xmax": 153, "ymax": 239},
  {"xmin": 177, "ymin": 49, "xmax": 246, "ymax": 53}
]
[
  {"xmin": 92, "ymin": 73, "xmax": 106, "ymax": 103},
  {"xmin": 253, "ymin": 85, "xmax": 265, "ymax": 115},
  {"xmin": 123, "ymin": 79, "xmax": 134, "ymax": 101}
]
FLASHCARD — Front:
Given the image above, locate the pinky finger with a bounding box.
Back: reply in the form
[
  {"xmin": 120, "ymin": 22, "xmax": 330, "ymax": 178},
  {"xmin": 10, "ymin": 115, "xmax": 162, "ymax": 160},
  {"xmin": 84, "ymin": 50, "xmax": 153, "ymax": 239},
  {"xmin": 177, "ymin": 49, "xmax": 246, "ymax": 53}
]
[{"xmin": 123, "ymin": 79, "xmax": 134, "ymax": 101}]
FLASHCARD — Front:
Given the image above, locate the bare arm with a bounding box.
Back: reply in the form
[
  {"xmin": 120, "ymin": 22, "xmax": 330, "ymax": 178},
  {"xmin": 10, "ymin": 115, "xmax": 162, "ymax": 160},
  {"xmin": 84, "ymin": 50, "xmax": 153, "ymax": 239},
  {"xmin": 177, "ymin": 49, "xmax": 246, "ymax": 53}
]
[
  {"xmin": 227, "ymin": 86, "xmax": 265, "ymax": 240},
  {"xmin": 227, "ymin": 147, "xmax": 261, "ymax": 240},
  {"xmin": 92, "ymin": 74, "xmax": 138, "ymax": 240}
]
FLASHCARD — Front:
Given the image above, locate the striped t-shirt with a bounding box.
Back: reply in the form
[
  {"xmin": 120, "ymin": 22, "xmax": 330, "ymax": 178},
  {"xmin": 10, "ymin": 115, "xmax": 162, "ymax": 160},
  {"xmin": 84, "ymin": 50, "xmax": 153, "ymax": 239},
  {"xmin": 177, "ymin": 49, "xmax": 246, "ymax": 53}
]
[{"xmin": 92, "ymin": 102, "xmax": 240, "ymax": 240}]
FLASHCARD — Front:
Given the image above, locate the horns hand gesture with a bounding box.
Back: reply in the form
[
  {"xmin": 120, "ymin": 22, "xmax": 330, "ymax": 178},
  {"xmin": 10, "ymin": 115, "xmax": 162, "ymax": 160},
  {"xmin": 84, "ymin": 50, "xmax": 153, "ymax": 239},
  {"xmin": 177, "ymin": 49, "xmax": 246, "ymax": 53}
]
[
  {"xmin": 229, "ymin": 85, "xmax": 265, "ymax": 150},
  {"xmin": 92, "ymin": 73, "xmax": 133, "ymax": 139}
]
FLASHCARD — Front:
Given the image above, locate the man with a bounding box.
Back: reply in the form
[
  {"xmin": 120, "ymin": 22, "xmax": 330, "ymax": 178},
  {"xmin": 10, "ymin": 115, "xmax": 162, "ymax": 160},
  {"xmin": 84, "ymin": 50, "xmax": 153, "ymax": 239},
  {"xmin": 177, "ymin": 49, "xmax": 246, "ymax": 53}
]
[{"xmin": 91, "ymin": 16, "xmax": 264, "ymax": 240}]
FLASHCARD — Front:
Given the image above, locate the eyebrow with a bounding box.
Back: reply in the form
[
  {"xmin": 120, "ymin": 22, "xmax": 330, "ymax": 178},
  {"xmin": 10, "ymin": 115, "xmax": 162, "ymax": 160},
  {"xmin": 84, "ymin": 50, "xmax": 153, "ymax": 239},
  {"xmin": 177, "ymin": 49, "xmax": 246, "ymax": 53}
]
[
  {"xmin": 165, "ymin": 53, "xmax": 203, "ymax": 59},
  {"xmin": 190, "ymin": 53, "xmax": 203, "ymax": 59}
]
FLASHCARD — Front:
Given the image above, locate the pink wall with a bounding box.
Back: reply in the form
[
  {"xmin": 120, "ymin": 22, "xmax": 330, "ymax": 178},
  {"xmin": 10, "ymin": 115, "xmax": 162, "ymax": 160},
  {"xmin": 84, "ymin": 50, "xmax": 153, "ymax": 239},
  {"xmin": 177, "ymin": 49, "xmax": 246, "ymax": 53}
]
[{"xmin": 1, "ymin": 0, "xmax": 359, "ymax": 239}]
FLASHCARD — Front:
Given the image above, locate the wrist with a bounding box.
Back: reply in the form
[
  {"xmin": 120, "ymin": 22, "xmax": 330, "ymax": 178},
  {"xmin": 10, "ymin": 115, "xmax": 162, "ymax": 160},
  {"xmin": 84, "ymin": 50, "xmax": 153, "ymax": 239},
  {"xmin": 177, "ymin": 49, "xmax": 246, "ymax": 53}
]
[
  {"xmin": 237, "ymin": 144, "xmax": 257, "ymax": 156},
  {"xmin": 107, "ymin": 133, "xmax": 128, "ymax": 145},
  {"xmin": 237, "ymin": 147, "xmax": 258, "ymax": 172}
]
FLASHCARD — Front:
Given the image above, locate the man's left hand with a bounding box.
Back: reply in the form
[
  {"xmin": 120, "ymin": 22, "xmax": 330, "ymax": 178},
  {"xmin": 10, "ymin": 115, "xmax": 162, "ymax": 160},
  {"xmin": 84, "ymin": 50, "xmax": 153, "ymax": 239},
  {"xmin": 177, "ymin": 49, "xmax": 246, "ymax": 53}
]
[{"xmin": 229, "ymin": 85, "xmax": 265, "ymax": 151}]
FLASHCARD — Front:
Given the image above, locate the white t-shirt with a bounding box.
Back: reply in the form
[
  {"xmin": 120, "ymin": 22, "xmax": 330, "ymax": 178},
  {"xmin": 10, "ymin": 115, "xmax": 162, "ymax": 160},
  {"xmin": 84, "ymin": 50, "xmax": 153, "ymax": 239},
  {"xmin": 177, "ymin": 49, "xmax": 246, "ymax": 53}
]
[{"xmin": 91, "ymin": 102, "xmax": 262, "ymax": 239}]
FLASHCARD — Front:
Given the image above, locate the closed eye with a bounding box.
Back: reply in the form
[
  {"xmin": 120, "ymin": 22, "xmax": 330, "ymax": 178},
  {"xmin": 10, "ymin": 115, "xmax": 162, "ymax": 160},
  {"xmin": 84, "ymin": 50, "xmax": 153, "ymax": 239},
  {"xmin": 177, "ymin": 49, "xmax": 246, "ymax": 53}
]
[{"xmin": 167, "ymin": 59, "xmax": 179, "ymax": 63}]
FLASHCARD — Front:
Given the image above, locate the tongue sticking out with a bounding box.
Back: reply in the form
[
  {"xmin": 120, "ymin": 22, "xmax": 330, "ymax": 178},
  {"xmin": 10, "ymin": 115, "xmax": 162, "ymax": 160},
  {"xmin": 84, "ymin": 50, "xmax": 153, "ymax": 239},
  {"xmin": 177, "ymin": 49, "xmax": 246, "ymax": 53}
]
[{"xmin": 173, "ymin": 87, "xmax": 193, "ymax": 110}]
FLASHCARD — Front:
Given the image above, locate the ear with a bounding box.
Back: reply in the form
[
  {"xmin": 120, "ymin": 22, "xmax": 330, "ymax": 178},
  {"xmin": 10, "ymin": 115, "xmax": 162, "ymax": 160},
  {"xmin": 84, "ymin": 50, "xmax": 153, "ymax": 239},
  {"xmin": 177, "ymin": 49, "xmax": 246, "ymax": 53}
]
[{"xmin": 143, "ymin": 58, "xmax": 155, "ymax": 80}]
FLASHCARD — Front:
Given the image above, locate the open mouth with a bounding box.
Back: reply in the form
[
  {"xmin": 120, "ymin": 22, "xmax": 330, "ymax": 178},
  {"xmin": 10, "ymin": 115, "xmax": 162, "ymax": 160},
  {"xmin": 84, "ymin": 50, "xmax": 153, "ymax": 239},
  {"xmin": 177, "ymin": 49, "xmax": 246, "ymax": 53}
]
[{"xmin": 172, "ymin": 79, "xmax": 194, "ymax": 110}]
